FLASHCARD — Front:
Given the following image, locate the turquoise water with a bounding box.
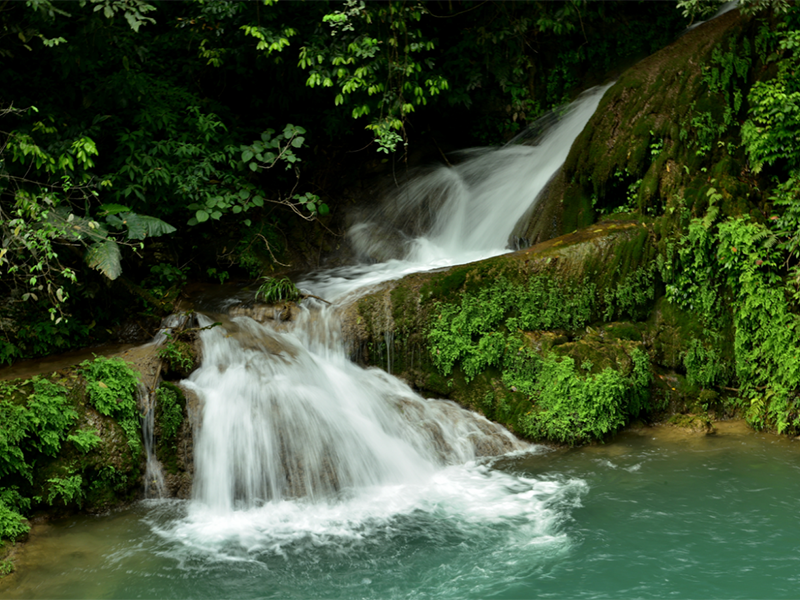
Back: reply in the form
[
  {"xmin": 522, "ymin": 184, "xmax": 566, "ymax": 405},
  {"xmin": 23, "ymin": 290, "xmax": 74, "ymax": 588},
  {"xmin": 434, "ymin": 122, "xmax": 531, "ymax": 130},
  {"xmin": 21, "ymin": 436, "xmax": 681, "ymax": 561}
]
[{"xmin": 4, "ymin": 422, "xmax": 799, "ymax": 599}]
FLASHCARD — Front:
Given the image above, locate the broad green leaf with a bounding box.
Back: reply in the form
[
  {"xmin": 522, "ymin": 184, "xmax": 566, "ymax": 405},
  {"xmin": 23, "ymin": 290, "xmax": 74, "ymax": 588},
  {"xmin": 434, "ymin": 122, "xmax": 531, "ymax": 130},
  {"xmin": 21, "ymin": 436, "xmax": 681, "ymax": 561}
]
[
  {"xmin": 241, "ymin": 149, "xmax": 254, "ymax": 162},
  {"xmin": 85, "ymin": 240, "xmax": 122, "ymax": 280},
  {"xmin": 291, "ymin": 136, "xmax": 305, "ymax": 148},
  {"xmin": 249, "ymin": 162, "xmax": 258, "ymax": 172},
  {"xmin": 196, "ymin": 210, "xmax": 210, "ymax": 223},
  {"xmin": 318, "ymin": 203, "xmax": 330, "ymax": 216},
  {"xmin": 97, "ymin": 204, "xmax": 131, "ymax": 216},
  {"xmin": 252, "ymin": 196, "xmax": 264, "ymax": 207},
  {"xmin": 122, "ymin": 213, "xmax": 177, "ymax": 240}
]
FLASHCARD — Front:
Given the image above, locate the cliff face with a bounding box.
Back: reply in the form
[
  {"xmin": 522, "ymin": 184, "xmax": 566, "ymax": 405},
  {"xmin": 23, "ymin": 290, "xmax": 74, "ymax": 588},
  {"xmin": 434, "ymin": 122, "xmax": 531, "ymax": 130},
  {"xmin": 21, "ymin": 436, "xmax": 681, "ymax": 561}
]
[{"xmin": 515, "ymin": 8, "xmax": 749, "ymax": 244}]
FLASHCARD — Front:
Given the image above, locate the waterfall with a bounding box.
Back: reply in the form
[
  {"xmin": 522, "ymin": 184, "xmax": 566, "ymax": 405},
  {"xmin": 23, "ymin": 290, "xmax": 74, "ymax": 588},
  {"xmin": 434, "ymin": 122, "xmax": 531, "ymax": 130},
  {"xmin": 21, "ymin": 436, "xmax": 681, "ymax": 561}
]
[
  {"xmin": 161, "ymin": 85, "xmax": 609, "ymax": 555},
  {"xmin": 184, "ymin": 311, "xmax": 525, "ymax": 511},
  {"xmin": 138, "ymin": 383, "xmax": 167, "ymax": 499},
  {"xmin": 302, "ymin": 84, "xmax": 612, "ymax": 303}
]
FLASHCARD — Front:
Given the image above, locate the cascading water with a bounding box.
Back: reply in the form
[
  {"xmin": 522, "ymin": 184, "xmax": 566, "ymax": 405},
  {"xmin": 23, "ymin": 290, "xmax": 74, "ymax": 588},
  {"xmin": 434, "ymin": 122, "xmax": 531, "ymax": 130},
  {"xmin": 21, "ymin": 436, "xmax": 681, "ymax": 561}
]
[
  {"xmin": 139, "ymin": 383, "xmax": 167, "ymax": 499},
  {"xmin": 149, "ymin": 84, "xmax": 610, "ymax": 583},
  {"xmin": 185, "ymin": 311, "xmax": 525, "ymax": 511},
  {"xmin": 301, "ymin": 84, "xmax": 612, "ymax": 302}
]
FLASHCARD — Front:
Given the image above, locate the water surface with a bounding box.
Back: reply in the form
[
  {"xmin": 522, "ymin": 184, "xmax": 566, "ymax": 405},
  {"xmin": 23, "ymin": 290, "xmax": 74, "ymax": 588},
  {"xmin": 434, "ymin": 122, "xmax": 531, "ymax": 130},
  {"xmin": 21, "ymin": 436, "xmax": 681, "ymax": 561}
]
[{"xmin": 4, "ymin": 422, "xmax": 799, "ymax": 599}]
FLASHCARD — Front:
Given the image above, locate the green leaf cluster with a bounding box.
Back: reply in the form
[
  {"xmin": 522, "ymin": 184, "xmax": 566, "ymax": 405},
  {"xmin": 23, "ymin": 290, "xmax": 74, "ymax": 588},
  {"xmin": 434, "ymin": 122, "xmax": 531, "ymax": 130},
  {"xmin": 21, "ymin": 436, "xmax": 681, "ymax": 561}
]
[
  {"xmin": 157, "ymin": 333, "xmax": 195, "ymax": 376},
  {"xmin": 0, "ymin": 375, "xmax": 101, "ymax": 542},
  {"xmin": 80, "ymin": 356, "xmax": 141, "ymax": 452},
  {"xmin": 45, "ymin": 473, "xmax": 84, "ymax": 508},
  {"xmin": 0, "ymin": 378, "xmax": 77, "ymax": 483},
  {"xmin": 0, "ymin": 487, "xmax": 30, "ymax": 541},
  {"xmin": 428, "ymin": 275, "xmax": 653, "ymax": 444},
  {"xmin": 255, "ymin": 276, "xmax": 302, "ymax": 304},
  {"xmin": 429, "ymin": 276, "xmax": 596, "ymax": 381},
  {"xmin": 513, "ymin": 349, "xmax": 651, "ymax": 445},
  {"xmin": 668, "ymin": 188, "xmax": 800, "ymax": 433},
  {"xmin": 155, "ymin": 383, "xmax": 184, "ymax": 442}
]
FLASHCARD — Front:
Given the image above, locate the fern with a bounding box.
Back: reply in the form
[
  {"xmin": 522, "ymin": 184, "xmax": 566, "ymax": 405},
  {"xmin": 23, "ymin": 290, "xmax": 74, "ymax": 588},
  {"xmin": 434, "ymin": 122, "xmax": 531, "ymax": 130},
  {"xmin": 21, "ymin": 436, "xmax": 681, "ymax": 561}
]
[
  {"xmin": 67, "ymin": 429, "xmax": 102, "ymax": 454},
  {"xmin": 255, "ymin": 276, "xmax": 302, "ymax": 303},
  {"xmin": 80, "ymin": 356, "xmax": 141, "ymax": 452}
]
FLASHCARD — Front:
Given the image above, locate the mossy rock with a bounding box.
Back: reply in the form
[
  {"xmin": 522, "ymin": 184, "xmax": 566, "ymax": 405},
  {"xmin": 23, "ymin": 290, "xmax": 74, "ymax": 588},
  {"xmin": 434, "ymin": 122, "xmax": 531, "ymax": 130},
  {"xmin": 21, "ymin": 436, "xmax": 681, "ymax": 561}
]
[
  {"xmin": 667, "ymin": 413, "xmax": 715, "ymax": 434},
  {"xmin": 549, "ymin": 334, "xmax": 643, "ymax": 377},
  {"xmin": 509, "ymin": 9, "xmax": 760, "ymax": 238},
  {"xmin": 0, "ymin": 361, "xmax": 146, "ymax": 538}
]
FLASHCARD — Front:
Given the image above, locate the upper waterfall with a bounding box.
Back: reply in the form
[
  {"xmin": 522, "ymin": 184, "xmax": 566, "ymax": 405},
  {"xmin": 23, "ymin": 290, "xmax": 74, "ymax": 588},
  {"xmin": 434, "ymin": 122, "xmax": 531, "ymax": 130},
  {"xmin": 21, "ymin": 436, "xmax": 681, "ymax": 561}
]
[{"xmin": 301, "ymin": 84, "xmax": 612, "ymax": 302}]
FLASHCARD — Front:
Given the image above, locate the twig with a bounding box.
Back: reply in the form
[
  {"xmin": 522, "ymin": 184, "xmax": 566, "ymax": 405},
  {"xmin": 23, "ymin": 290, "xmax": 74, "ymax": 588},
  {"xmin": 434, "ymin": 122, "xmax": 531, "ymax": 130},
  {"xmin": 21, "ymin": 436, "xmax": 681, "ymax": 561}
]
[{"xmin": 302, "ymin": 293, "xmax": 330, "ymax": 305}]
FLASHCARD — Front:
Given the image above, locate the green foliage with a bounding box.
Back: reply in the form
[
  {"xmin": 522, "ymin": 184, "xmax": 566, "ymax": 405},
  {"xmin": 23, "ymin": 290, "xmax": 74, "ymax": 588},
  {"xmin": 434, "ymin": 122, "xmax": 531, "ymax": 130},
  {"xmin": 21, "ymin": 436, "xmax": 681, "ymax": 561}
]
[
  {"xmin": 0, "ymin": 559, "xmax": 14, "ymax": 577},
  {"xmin": 681, "ymin": 36, "xmax": 751, "ymax": 159},
  {"xmin": 80, "ymin": 356, "xmax": 141, "ymax": 452},
  {"xmin": 742, "ymin": 24, "xmax": 800, "ymax": 174},
  {"xmin": 67, "ymin": 429, "xmax": 102, "ymax": 454},
  {"xmin": 1, "ymin": 106, "xmax": 176, "ymax": 311},
  {"xmin": 513, "ymin": 350, "xmax": 651, "ymax": 445},
  {"xmin": 293, "ymin": 1, "xmax": 687, "ymax": 150},
  {"xmin": 26, "ymin": 378, "xmax": 78, "ymax": 456},
  {"xmin": 156, "ymin": 383, "xmax": 184, "ymax": 442},
  {"xmin": 429, "ymin": 277, "xmax": 597, "ymax": 382},
  {"xmin": 255, "ymin": 276, "xmax": 302, "ymax": 304},
  {"xmin": 0, "ymin": 391, "xmax": 34, "ymax": 482},
  {"xmin": 603, "ymin": 263, "xmax": 657, "ymax": 321},
  {"xmin": 678, "ymin": 0, "xmax": 790, "ymax": 21},
  {"xmin": 0, "ymin": 488, "xmax": 30, "ymax": 541},
  {"xmin": 0, "ymin": 370, "xmax": 118, "ymax": 543},
  {"xmin": 157, "ymin": 333, "xmax": 195, "ymax": 375},
  {"xmin": 683, "ymin": 338, "xmax": 729, "ymax": 389},
  {"xmin": 427, "ymin": 271, "xmax": 655, "ymax": 443},
  {"xmin": 0, "ymin": 377, "xmax": 77, "ymax": 486},
  {"xmin": 667, "ymin": 184, "xmax": 800, "ymax": 433},
  {"xmin": 45, "ymin": 473, "xmax": 84, "ymax": 508},
  {"xmin": 675, "ymin": 0, "xmax": 728, "ymax": 23}
]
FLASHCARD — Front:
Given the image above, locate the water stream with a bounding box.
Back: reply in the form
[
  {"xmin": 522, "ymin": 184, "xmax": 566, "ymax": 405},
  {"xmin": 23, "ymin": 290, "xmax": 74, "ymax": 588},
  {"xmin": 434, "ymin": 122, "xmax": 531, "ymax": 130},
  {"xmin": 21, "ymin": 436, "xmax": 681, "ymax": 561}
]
[
  {"xmin": 300, "ymin": 84, "xmax": 611, "ymax": 303},
  {"xmin": 8, "ymin": 80, "xmax": 793, "ymax": 599}
]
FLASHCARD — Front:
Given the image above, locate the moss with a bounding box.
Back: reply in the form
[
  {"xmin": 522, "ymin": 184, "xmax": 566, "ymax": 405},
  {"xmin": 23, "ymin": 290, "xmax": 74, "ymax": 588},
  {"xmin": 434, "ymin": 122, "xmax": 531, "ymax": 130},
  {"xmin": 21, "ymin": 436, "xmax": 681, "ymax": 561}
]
[
  {"xmin": 603, "ymin": 322, "xmax": 643, "ymax": 342},
  {"xmin": 667, "ymin": 413, "xmax": 714, "ymax": 433},
  {"xmin": 419, "ymin": 268, "xmax": 467, "ymax": 301},
  {"xmin": 158, "ymin": 335, "xmax": 197, "ymax": 379},
  {"xmin": 155, "ymin": 382, "xmax": 187, "ymax": 475},
  {"xmin": 550, "ymin": 335, "xmax": 642, "ymax": 377},
  {"xmin": 552, "ymin": 10, "xmax": 750, "ymax": 228}
]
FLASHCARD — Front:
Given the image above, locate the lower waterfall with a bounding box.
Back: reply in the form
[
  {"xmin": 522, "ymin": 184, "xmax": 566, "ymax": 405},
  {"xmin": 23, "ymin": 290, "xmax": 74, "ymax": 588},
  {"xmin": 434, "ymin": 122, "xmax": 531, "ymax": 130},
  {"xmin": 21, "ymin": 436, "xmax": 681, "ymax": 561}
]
[
  {"xmin": 157, "ymin": 308, "xmax": 584, "ymax": 567},
  {"xmin": 186, "ymin": 311, "xmax": 526, "ymax": 511}
]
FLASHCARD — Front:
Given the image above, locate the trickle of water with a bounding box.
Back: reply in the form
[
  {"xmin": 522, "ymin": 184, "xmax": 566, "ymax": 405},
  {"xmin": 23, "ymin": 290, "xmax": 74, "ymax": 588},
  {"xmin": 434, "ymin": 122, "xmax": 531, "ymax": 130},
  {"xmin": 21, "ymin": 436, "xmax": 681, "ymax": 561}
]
[{"xmin": 138, "ymin": 383, "xmax": 166, "ymax": 499}]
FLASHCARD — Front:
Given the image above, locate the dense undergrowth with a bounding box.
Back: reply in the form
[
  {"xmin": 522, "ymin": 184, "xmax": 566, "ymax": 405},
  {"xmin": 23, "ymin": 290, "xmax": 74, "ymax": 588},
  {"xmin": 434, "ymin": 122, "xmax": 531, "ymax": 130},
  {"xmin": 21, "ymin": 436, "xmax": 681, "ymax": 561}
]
[
  {"xmin": 427, "ymin": 274, "xmax": 655, "ymax": 444},
  {"xmin": 0, "ymin": 357, "xmax": 143, "ymax": 557}
]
